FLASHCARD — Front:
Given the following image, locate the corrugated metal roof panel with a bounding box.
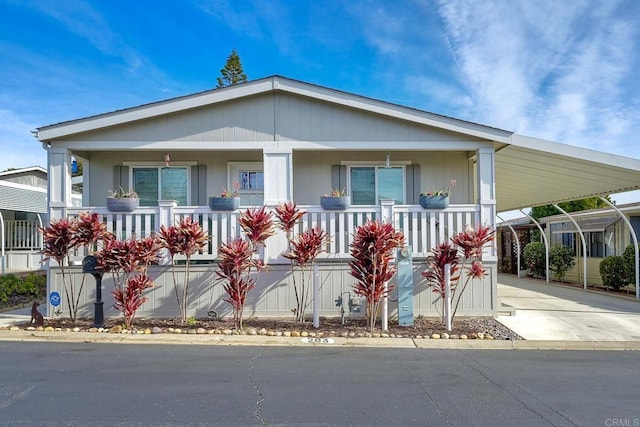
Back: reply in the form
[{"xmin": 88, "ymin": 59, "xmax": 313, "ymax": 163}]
[{"xmin": 0, "ymin": 184, "xmax": 47, "ymax": 213}]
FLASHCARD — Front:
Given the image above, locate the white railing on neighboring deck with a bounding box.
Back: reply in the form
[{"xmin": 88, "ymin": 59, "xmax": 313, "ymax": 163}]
[
  {"xmin": 66, "ymin": 202, "xmax": 480, "ymax": 261},
  {"xmin": 3, "ymin": 220, "xmax": 42, "ymax": 251}
]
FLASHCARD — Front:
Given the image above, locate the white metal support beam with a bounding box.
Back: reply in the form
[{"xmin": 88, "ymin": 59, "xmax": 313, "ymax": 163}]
[
  {"xmin": 600, "ymin": 198, "xmax": 639, "ymax": 299},
  {"xmin": 520, "ymin": 210, "xmax": 550, "ymax": 283},
  {"xmin": 554, "ymin": 204, "xmax": 587, "ymax": 290},
  {"xmin": 497, "ymin": 214, "xmax": 521, "ymax": 278}
]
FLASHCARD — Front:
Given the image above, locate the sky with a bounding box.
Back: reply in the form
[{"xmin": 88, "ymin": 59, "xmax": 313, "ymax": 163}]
[{"xmin": 1, "ymin": 0, "xmax": 639, "ymax": 209}]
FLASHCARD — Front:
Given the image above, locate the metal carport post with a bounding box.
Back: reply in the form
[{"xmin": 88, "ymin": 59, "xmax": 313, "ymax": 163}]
[
  {"xmin": 554, "ymin": 204, "xmax": 588, "ymax": 290},
  {"xmin": 600, "ymin": 197, "xmax": 639, "ymax": 299},
  {"xmin": 497, "ymin": 214, "xmax": 521, "ymax": 278},
  {"xmin": 519, "ymin": 209, "xmax": 550, "ymax": 284}
]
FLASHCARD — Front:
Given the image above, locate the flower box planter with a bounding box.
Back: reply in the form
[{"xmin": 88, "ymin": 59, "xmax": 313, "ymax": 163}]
[
  {"xmin": 209, "ymin": 196, "xmax": 240, "ymax": 211},
  {"xmin": 106, "ymin": 197, "xmax": 139, "ymax": 212},
  {"xmin": 320, "ymin": 196, "xmax": 350, "ymax": 210},
  {"xmin": 419, "ymin": 195, "xmax": 449, "ymax": 209}
]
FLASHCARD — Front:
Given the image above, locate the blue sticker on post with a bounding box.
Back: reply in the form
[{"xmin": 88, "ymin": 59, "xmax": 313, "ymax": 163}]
[{"xmin": 49, "ymin": 291, "xmax": 61, "ymax": 307}]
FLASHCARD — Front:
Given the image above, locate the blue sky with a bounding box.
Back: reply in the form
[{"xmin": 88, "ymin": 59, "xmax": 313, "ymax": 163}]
[{"xmin": 1, "ymin": 0, "xmax": 639, "ymax": 204}]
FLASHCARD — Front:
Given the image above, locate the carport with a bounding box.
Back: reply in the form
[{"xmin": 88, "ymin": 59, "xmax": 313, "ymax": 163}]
[{"xmin": 494, "ymin": 134, "xmax": 640, "ymax": 299}]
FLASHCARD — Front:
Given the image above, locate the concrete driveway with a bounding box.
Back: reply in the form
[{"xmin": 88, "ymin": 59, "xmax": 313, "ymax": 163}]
[{"xmin": 496, "ymin": 274, "xmax": 640, "ymax": 341}]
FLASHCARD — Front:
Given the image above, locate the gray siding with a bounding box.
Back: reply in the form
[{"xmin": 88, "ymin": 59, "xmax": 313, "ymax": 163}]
[
  {"xmin": 0, "ymin": 184, "xmax": 47, "ymax": 213},
  {"xmin": 46, "ymin": 262, "xmax": 497, "ymax": 320}
]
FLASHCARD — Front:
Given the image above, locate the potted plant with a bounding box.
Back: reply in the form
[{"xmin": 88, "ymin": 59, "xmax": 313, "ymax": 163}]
[
  {"xmin": 320, "ymin": 188, "xmax": 350, "ymax": 210},
  {"xmin": 209, "ymin": 182, "xmax": 240, "ymax": 210},
  {"xmin": 107, "ymin": 187, "xmax": 139, "ymax": 212},
  {"xmin": 419, "ymin": 179, "xmax": 456, "ymax": 209}
]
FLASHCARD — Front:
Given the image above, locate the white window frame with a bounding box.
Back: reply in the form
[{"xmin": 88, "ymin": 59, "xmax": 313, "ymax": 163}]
[
  {"xmin": 228, "ymin": 162, "xmax": 264, "ymax": 196},
  {"xmin": 124, "ymin": 161, "xmax": 195, "ymax": 205},
  {"xmin": 342, "ymin": 160, "xmax": 410, "ymax": 205}
]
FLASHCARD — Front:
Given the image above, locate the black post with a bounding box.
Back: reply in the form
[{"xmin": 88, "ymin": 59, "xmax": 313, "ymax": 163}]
[{"xmin": 82, "ymin": 255, "xmax": 104, "ymax": 328}]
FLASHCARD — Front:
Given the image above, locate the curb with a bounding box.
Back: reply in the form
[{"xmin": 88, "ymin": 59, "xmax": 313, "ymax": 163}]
[{"xmin": 1, "ymin": 329, "xmax": 639, "ymax": 350}]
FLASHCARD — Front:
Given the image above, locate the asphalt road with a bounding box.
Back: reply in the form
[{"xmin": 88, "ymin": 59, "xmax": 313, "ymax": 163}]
[{"xmin": 1, "ymin": 343, "xmax": 639, "ymax": 426}]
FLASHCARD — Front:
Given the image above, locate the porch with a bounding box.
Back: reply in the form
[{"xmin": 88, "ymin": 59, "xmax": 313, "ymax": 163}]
[{"xmin": 66, "ymin": 200, "xmax": 480, "ymax": 262}]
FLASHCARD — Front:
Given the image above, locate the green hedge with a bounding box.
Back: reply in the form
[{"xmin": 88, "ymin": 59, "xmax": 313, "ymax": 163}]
[{"xmin": 0, "ymin": 273, "xmax": 46, "ymax": 305}]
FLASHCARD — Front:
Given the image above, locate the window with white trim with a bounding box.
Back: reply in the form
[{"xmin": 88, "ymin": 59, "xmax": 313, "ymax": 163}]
[
  {"xmin": 132, "ymin": 166, "xmax": 189, "ymax": 206},
  {"xmin": 349, "ymin": 166, "xmax": 404, "ymax": 205}
]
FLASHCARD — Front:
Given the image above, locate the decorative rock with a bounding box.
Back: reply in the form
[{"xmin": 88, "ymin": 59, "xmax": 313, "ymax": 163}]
[
  {"xmin": 372, "ymin": 333, "xmax": 381, "ymax": 338},
  {"xmin": 340, "ymin": 332, "xmax": 349, "ymax": 338},
  {"xmin": 142, "ymin": 328, "xmax": 150, "ymax": 335},
  {"xmin": 357, "ymin": 333, "xmax": 364, "ymax": 338},
  {"xmin": 247, "ymin": 328, "xmax": 257, "ymax": 335},
  {"xmin": 469, "ymin": 333, "xmax": 478, "ymax": 339},
  {"xmin": 390, "ymin": 334, "xmax": 396, "ymax": 338},
  {"xmin": 238, "ymin": 330, "xmax": 247, "ymax": 335},
  {"xmin": 188, "ymin": 329, "xmax": 197, "ymax": 335},
  {"xmin": 195, "ymin": 328, "xmax": 205, "ymax": 334},
  {"xmin": 301, "ymin": 331, "xmax": 308, "ymax": 337},
  {"xmin": 10, "ymin": 326, "xmax": 20, "ymax": 331},
  {"xmin": 173, "ymin": 328, "xmax": 182, "ymax": 334},
  {"xmin": 89, "ymin": 327, "xmax": 98, "ymax": 333},
  {"xmin": 486, "ymin": 334, "xmax": 494, "ymax": 340},
  {"xmin": 283, "ymin": 331, "xmax": 291, "ymax": 337},
  {"xmin": 442, "ymin": 333, "xmax": 450, "ymax": 339},
  {"xmin": 213, "ymin": 329, "xmax": 221, "ymax": 334},
  {"xmin": 258, "ymin": 328, "xmax": 268, "ymax": 336},
  {"xmin": 450, "ymin": 334, "xmax": 459, "ymax": 340},
  {"xmin": 152, "ymin": 327, "xmax": 163, "ymax": 334},
  {"xmin": 291, "ymin": 331, "xmax": 300, "ymax": 337},
  {"xmin": 348, "ymin": 332, "xmax": 356, "ymax": 338},
  {"xmin": 222, "ymin": 329, "xmax": 232, "ymax": 335},
  {"xmin": 415, "ymin": 335, "xmax": 423, "ymax": 339},
  {"xmin": 460, "ymin": 334, "xmax": 468, "ymax": 340},
  {"xmin": 110, "ymin": 325, "xmax": 122, "ymax": 334},
  {"xmin": 72, "ymin": 327, "xmax": 81, "ymax": 333},
  {"xmin": 27, "ymin": 326, "xmax": 35, "ymax": 331},
  {"xmin": 431, "ymin": 333, "xmax": 441, "ymax": 339},
  {"xmin": 316, "ymin": 332, "xmax": 324, "ymax": 338},
  {"xmin": 45, "ymin": 326, "xmax": 54, "ymax": 332},
  {"xmin": 267, "ymin": 331, "xmax": 275, "ymax": 336},
  {"xmin": 381, "ymin": 333, "xmax": 390, "ymax": 338},
  {"xmin": 477, "ymin": 332, "xmax": 485, "ymax": 340},
  {"xmin": 275, "ymin": 331, "xmax": 283, "ymax": 337},
  {"xmin": 207, "ymin": 329, "xmax": 216, "ymax": 334},
  {"xmin": 308, "ymin": 332, "xmax": 316, "ymax": 337},
  {"xmin": 167, "ymin": 328, "xmax": 175, "ymax": 334},
  {"xmin": 365, "ymin": 332, "xmax": 372, "ymax": 338}
]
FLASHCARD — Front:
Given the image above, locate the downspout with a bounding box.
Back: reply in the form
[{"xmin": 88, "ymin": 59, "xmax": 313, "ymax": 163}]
[
  {"xmin": 496, "ymin": 214, "xmax": 521, "ymax": 278},
  {"xmin": 519, "ymin": 210, "xmax": 550, "ymax": 284},
  {"xmin": 554, "ymin": 204, "xmax": 587, "ymax": 290},
  {"xmin": 600, "ymin": 197, "xmax": 639, "ymax": 299}
]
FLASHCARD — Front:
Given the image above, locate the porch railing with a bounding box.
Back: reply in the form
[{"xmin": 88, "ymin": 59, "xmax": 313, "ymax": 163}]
[
  {"xmin": 66, "ymin": 202, "xmax": 480, "ymax": 261},
  {"xmin": 3, "ymin": 220, "xmax": 42, "ymax": 251}
]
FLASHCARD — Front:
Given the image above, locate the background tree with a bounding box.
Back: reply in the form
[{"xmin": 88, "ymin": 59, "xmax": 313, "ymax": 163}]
[
  {"xmin": 530, "ymin": 196, "xmax": 611, "ymax": 220},
  {"xmin": 216, "ymin": 49, "xmax": 247, "ymax": 88}
]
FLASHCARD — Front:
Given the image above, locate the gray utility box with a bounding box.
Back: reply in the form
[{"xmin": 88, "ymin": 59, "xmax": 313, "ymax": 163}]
[{"xmin": 396, "ymin": 246, "xmax": 414, "ymax": 326}]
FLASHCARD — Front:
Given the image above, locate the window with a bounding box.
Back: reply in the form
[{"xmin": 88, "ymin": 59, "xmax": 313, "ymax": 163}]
[
  {"xmin": 132, "ymin": 166, "xmax": 189, "ymax": 206},
  {"xmin": 240, "ymin": 171, "xmax": 264, "ymax": 191},
  {"xmin": 349, "ymin": 166, "xmax": 404, "ymax": 205}
]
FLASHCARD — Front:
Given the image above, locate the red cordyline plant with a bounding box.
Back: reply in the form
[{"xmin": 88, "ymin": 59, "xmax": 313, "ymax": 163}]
[
  {"xmin": 283, "ymin": 227, "xmax": 329, "ymax": 322},
  {"xmin": 216, "ymin": 207, "xmax": 275, "ymax": 329},
  {"xmin": 96, "ymin": 235, "xmax": 162, "ymax": 329},
  {"xmin": 39, "ymin": 212, "xmax": 110, "ymax": 322},
  {"xmin": 158, "ymin": 217, "xmax": 209, "ymax": 325},
  {"xmin": 274, "ymin": 201, "xmax": 329, "ymax": 323},
  {"xmin": 422, "ymin": 224, "xmax": 495, "ymax": 325},
  {"xmin": 349, "ymin": 220, "xmax": 405, "ymax": 332}
]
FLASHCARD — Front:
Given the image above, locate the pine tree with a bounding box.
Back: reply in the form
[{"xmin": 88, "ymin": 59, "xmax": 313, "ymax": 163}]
[{"xmin": 216, "ymin": 49, "xmax": 248, "ymax": 88}]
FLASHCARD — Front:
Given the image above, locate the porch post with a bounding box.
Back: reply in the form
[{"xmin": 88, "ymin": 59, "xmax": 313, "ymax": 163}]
[
  {"xmin": 476, "ymin": 147, "xmax": 496, "ymax": 259},
  {"xmin": 47, "ymin": 147, "xmax": 73, "ymax": 221},
  {"xmin": 263, "ymin": 148, "xmax": 293, "ymax": 262}
]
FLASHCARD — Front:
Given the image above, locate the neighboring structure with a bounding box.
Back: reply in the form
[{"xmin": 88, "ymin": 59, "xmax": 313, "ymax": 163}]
[
  {"xmin": 35, "ymin": 76, "xmax": 640, "ymax": 320},
  {"xmin": 0, "ymin": 166, "xmax": 82, "ymax": 273},
  {"xmin": 496, "ymin": 217, "xmax": 535, "ymax": 275},
  {"xmin": 540, "ymin": 202, "xmax": 640, "ymax": 287}
]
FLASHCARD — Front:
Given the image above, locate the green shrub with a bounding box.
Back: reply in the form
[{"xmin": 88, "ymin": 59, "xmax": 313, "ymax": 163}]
[
  {"xmin": 523, "ymin": 242, "xmax": 546, "ymax": 277},
  {"xmin": 0, "ymin": 273, "xmax": 46, "ymax": 305},
  {"xmin": 599, "ymin": 256, "xmax": 630, "ymax": 290},
  {"xmin": 550, "ymin": 244, "xmax": 575, "ymax": 281},
  {"xmin": 622, "ymin": 244, "xmax": 637, "ymax": 285}
]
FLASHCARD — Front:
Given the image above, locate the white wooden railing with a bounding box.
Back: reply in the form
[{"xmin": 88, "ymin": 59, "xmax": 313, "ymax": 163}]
[
  {"xmin": 66, "ymin": 201, "xmax": 480, "ymax": 261},
  {"xmin": 3, "ymin": 220, "xmax": 42, "ymax": 251}
]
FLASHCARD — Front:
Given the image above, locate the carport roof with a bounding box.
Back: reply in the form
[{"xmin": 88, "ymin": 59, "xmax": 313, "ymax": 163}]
[{"xmin": 494, "ymin": 134, "xmax": 640, "ymax": 212}]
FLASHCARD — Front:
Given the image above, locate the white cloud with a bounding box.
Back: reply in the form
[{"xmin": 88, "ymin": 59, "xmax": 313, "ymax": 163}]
[{"xmin": 0, "ymin": 110, "xmax": 46, "ymax": 171}]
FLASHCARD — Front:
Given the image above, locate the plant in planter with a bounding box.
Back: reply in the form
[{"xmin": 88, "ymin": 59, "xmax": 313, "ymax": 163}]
[
  {"xmin": 96, "ymin": 235, "xmax": 162, "ymax": 329},
  {"xmin": 349, "ymin": 220, "xmax": 405, "ymax": 332},
  {"xmin": 419, "ymin": 179, "xmax": 456, "ymax": 209},
  {"xmin": 321, "ymin": 188, "xmax": 350, "ymax": 210},
  {"xmin": 209, "ymin": 182, "xmax": 241, "ymax": 210},
  {"xmin": 39, "ymin": 212, "xmax": 110, "ymax": 322},
  {"xmin": 275, "ymin": 201, "xmax": 329, "ymax": 323},
  {"xmin": 421, "ymin": 224, "xmax": 495, "ymax": 325},
  {"xmin": 158, "ymin": 217, "xmax": 210, "ymax": 325},
  {"xmin": 216, "ymin": 206, "xmax": 276, "ymax": 329},
  {"xmin": 107, "ymin": 187, "xmax": 139, "ymax": 212}
]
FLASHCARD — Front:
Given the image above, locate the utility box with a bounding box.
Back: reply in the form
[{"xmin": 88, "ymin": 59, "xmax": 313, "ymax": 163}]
[{"xmin": 396, "ymin": 246, "xmax": 414, "ymax": 326}]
